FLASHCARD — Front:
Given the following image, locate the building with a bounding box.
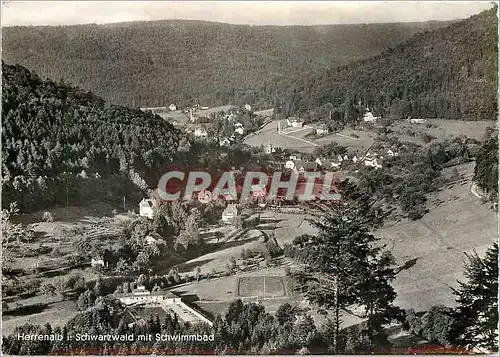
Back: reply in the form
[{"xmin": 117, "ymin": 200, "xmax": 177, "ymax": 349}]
[
  {"xmin": 352, "ymin": 155, "xmax": 359, "ymax": 163},
  {"xmin": 330, "ymin": 161, "xmax": 342, "ymax": 170},
  {"xmin": 113, "ymin": 286, "xmax": 213, "ymax": 326},
  {"xmin": 169, "ymin": 104, "xmax": 177, "ymax": 111},
  {"xmin": 244, "ymin": 104, "xmax": 252, "ymax": 111},
  {"xmin": 222, "ymin": 204, "xmax": 238, "ymax": 222},
  {"xmin": 363, "ymin": 111, "xmax": 379, "ymax": 122},
  {"xmin": 387, "ymin": 149, "xmax": 399, "ymax": 157},
  {"xmin": 77, "ymin": 170, "xmax": 88, "ymax": 179},
  {"xmin": 222, "ymin": 204, "xmax": 238, "ymax": 224},
  {"xmin": 294, "ymin": 161, "xmax": 317, "ymax": 174},
  {"xmin": 91, "ymin": 257, "xmax": 106, "ymax": 268},
  {"xmin": 234, "ymin": 123, "xmax": 244, "ymax": 135},
  {"xmin": 286, "ymin": 118, "xmax": 304, "ymax": 128},
  {"xmin": 114, "ymin": 285, "xmax": 179, "ymax": 305},
  {"xmin": 408, "ymin": 118, "xmax": 427, "ymax": 124},
  {"xmin": 315, "ymin": 125, "xmax": 329, "ymax": 135},
  {"xmin": 194, "ymin": 128, "xmax": 208, "ymax": 138},
  {"xmin": 139, "ymin": 198, "xmax": 159, "ymax": 219},
  {"xmin": 364, "ymin": 153, "xmax": 382, "ymax": 169},
  {"xmin": 219, "ymin": 137, "xmax": 232, "ymax": 147},
  {"xmin": 284, "ymin": 160, "xmax": 296, "ymax": 170},
  {"xmin": 264, "ymin": 142, "xmax": 275, "ymax": 154}
]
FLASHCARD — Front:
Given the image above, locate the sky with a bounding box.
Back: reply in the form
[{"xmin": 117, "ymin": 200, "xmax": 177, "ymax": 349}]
[{"xmin": 1, "ymin": 1, "xmax": 495, "ymax": 27}]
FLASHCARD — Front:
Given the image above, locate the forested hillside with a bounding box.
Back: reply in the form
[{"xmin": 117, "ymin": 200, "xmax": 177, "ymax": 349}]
[
  {"xmin": 1, "ymin": 63, "xmax": 186, "ymax": 212},
  {"xmin": 274, "ymin": 8, "xmax": 497, "ymax": 122},
  {"xmin": 2, "ymin": 20, "xmax": 452, "ymax": 108}
]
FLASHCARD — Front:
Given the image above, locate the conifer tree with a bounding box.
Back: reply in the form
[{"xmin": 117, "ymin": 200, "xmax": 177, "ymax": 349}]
[{"xmin": 450, "ymin": 243, "xmax": 498, "ymax": 352}]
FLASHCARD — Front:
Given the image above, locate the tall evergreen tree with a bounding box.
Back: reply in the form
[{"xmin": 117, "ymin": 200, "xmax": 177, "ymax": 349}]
[
  {"xmin": 287, "ymin": 181, "xmax": 400, "ymax": 351},
  {"xmin": 450, "ymin": 243, "xmax": 498, "ymax": 352}
]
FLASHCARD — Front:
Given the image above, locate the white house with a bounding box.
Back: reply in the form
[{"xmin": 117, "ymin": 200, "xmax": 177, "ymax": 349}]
[
  {"xmin": 294, "ymin": 161, "xmax": 316, "ymax": 174},
  {"xmin": 408, "ymin": 118, "xmax": 427, "ymax": 124},
  {"xmin": 194, "ymin": 128, "xmax": 208, "ymax": 138},
  {"xmin": 352, "ymin": 155, "xmax": 359, "ymax": 163},
  {"xmin": 169, "ymin": 104, "xmax": 177, "ymax": 111},
  {"xmin": 315, "ymin": 125, "xmax": 329, "ymax": 135},
  {"xmin": 222, "ymin": 204, "xmax": 238, "ymax": 224},
  {"xmin": 315, "ymin": 158, "xmax": 323, "ymax": 167},
  {"xmin": 387, "ymin": 149, "xmax": 399, "ymax": 157},
  {"xmin": 330, "ymin": 161, "xmax": 342, "ymax": 170},
  {"xmin": 201, "ymin": 106, "xmax": 210, "ymax": 110},
  {"xmin": 91, "ymin": 257, "xmax": 106, "ymax": 268},
  {"xmin": 285, "ymin": 160, "xmax": 296, "ymax": 170},
  {"xmin": 286, "ymin": 118, "xmax": 304, "ymax": 128},
  {"xmin": 139, "ymin": 198, "xmax": 159, "ymax": 219},
  {"xmin": 264, "ymin": 142, "xmax": 275, "ymax": 154},
  {"xmin": 115, "ymin": 285, "xmax": 179, "ymax": 305},
  {"xmin": 234, "ymin": 126, "xmax": 244, "ymax": 135},
  {"xmin": 364, "ymin": 154, "xmax": 382, "ymax": 169},
  {"xmin": 363, "ymin": 111, "xmax": 379, "ymax": 122},
  {"xmin": 343, "ymin": 154, "xmax": 349, "ymax": 161},
  {"xmin": 337, "ymin": 154, "xmax": 344, "ymax": 162},
  {"xmin": 219, "ymin": 137, "xmax": 232, "ymax": 147},
  {"xmin": 244, "ymin": 104, "xmax": 252, "ymax": 111}
]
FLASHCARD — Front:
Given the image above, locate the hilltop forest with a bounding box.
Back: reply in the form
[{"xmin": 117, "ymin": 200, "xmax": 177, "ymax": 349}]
[
  {"xmin": 2, "ymin": 20, "xmax": 452, "ymax": 108},
  {"xmin": 1, "ymin": 62, "xmax": 186, "ymax": 212},
  {"xmin": 273, "ymin": 7, "xmax": 497, "ymax": 122}
]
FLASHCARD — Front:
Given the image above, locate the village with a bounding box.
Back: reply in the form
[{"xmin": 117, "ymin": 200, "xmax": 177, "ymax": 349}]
[{"xmin": 3, "ymin": 95, "xmax": 495, "ymax": 342}]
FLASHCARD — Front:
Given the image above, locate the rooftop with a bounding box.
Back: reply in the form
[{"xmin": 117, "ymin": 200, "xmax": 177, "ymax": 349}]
[{"xmin": 114, "ymin": 289, "xmax": 180, "ymax": 299}]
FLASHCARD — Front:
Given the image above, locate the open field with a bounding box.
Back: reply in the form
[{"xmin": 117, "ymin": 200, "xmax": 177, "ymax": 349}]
[
  {"xmin": 2, "ymin": 299, "xmax": 79, "ymax": 335},
  {"xmin": 3, "ymin": 202, "xmax": 137, "ymax": 335},
  {"xmin": 378, "ymin": 162, "xmax": 497, "ymax": 311},
  {"xmin": 245, "ymin": 118, "xmax": 493, "ymax": 155},
  {"xmin": 389, "ymin": 119, "xmax": 494, "ymax": 146},
  {"xmin": 237, "ymin": 276, "xmax": 286, "ymax": 298},
  {"xmin": 143, "ymin": 105, "xmax": 236, "ymax": 125},
  {"xmin": 244, "ymin": 121, "xmax": 317, "ymax": 152},
  {"xmin": 244, "ymin": 120, "xmax": 376, "ymax": 153},
  {"xmin": 315, "ymin": 128, "xmax": 376, "ymax": 152}
]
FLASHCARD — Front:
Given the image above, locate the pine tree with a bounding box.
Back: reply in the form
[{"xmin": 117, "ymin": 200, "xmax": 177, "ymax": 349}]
[
  {"xmin": 289, "ymin": 181, "xmax": 399, "ymax": 350},
  {"xmin": 450, "ymin": 243, "xmax": 498, "ymax": 352}
]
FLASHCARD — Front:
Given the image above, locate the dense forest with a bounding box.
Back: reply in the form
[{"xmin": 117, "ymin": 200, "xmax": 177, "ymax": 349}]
[
  {"xmin": 2, "ymin": 20, "xmax": 452, "ymax": 109},
  {"xmin": 273, "ymin": 8, "xmax": 497, "ymax": 122},
  {"xmin": 1, "ymin": 62, "xmax": 187, "ymax": 212}
]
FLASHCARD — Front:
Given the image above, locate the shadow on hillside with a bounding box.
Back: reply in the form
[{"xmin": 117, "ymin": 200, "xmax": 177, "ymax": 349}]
[{"xmin": 175, "ymin": 258, "xmax": 216, "ymax": 274}]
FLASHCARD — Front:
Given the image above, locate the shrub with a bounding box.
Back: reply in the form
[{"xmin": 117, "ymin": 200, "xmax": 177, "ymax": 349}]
[{"xmin": 404, "ymin": 306, "xmax": 456, "ymax": 346}]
